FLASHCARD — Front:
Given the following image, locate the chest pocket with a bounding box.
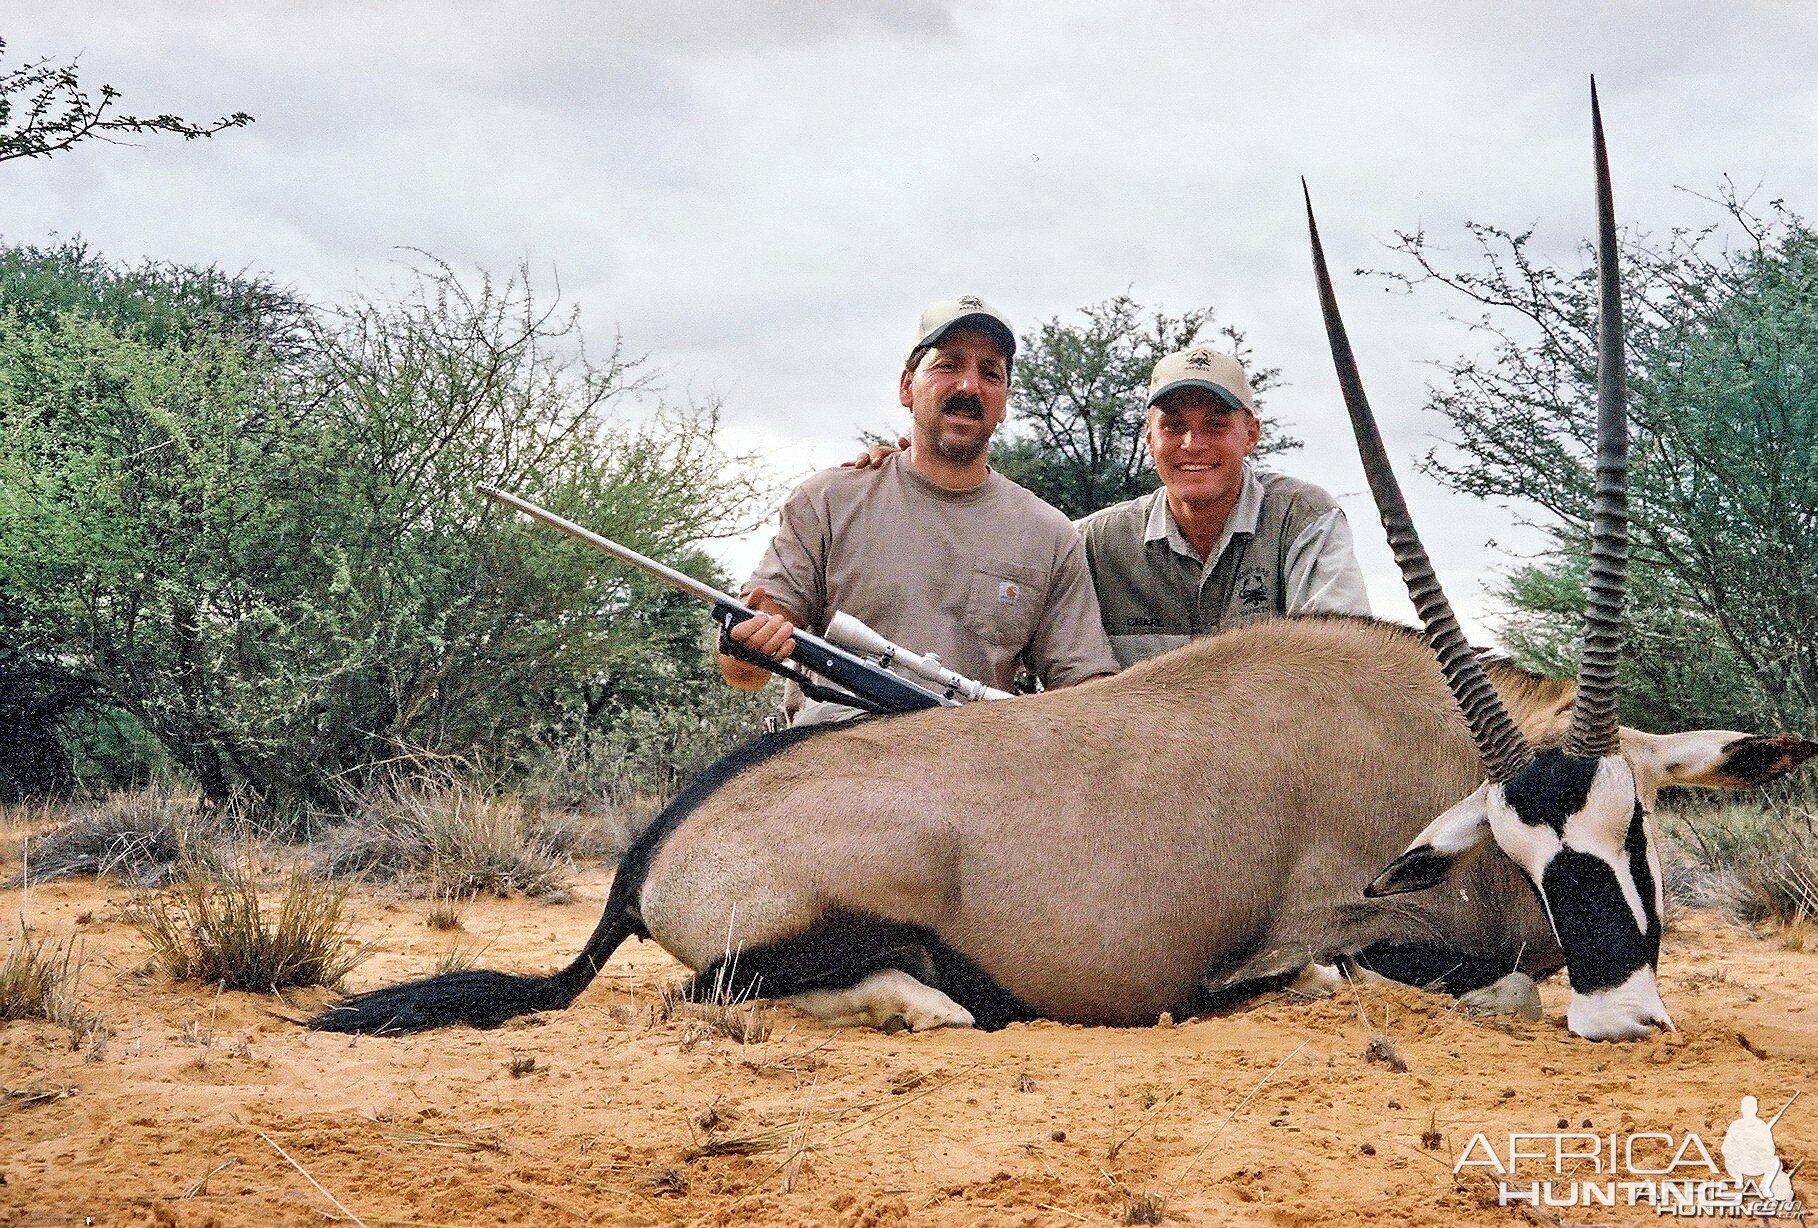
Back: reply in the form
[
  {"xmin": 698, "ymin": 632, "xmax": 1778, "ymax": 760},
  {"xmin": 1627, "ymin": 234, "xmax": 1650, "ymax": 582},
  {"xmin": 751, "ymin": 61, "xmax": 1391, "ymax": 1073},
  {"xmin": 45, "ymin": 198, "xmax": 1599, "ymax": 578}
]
[{"xmin": 961, "ymin": 560, "xmax": 1046, "ymax": 651}]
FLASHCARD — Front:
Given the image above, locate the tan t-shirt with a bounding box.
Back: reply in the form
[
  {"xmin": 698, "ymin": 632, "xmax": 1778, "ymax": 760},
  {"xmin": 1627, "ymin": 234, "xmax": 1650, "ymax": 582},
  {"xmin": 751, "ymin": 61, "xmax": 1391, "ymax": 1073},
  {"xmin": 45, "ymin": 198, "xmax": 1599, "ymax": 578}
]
[{"xmin": 747, "ymin": 455, "xmax": 1120, "ymax": 725}]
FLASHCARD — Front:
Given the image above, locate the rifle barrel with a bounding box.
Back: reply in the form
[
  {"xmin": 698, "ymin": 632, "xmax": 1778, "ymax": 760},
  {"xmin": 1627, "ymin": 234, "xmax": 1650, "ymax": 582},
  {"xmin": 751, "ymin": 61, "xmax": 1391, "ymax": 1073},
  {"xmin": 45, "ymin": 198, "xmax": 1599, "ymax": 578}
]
[
  {"xmin": 477, "ymin": 483, "xmax": 954, "ymax": 714},
  {"xmin": 477, "ymin": 484, "xmax": 727, "ymax": 607}
]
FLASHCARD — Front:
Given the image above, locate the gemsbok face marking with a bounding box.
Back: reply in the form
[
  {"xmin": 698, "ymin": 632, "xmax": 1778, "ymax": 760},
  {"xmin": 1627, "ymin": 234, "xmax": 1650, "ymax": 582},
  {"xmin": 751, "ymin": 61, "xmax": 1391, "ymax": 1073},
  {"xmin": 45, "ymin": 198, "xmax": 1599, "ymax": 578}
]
[
  {"xmin": 1365, "ymin": 751, "xmax": 1672, "ymax": 1040},
  {"xmin": 1308, "ymin": 81, "xmax": 1683, "ymax": 1040}
]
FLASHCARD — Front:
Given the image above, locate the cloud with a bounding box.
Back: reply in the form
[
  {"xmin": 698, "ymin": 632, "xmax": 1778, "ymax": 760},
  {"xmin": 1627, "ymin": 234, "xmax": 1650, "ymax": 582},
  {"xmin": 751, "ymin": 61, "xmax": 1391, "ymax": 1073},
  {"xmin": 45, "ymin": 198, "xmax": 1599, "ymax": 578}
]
[{"xmin": 6, "ymin": 1, "xmax": 1817, "ymax": 635}]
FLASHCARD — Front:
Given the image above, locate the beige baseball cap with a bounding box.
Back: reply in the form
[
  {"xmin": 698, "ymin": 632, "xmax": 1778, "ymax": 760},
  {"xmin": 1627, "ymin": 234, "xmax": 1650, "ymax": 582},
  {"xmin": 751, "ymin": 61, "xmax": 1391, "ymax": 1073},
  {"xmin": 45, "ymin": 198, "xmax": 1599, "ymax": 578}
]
[
  {"xmin": 1147, "ymin": 346, "xmax": 1257, "ymax": 413},
  {"xmin": 910, "ymin": 295, "xmax": 1016, "ymax": 362}
]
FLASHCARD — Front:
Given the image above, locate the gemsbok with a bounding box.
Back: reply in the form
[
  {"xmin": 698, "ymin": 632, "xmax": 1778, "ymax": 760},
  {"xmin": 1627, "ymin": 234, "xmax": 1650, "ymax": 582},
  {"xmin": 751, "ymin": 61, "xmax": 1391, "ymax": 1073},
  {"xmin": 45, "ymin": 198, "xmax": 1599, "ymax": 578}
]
[{"xmin": 313, "ymin": 86, "xmax": 1815, "ymax": 1044}]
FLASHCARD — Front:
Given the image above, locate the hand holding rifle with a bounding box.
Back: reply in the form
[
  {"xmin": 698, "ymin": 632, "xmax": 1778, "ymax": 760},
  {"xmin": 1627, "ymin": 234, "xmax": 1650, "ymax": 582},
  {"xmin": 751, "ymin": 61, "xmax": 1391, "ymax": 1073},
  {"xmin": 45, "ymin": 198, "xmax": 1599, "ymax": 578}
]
[
  {"xmin": 477, "ymin": 485, "xmax": 1005, "ymax": 716},
  {"xmin": 718, "ymin": 584, "xmax": 797, "ymax": 691}
]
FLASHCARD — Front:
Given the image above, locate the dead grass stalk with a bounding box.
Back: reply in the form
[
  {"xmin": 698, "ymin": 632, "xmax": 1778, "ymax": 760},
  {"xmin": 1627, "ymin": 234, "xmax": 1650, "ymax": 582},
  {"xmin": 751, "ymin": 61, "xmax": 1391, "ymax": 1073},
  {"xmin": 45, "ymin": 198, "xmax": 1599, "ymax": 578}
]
[
  {"xmin": 0, "ymin": 925, "xmax": 89, "ymax": 1027},
  {"xmin": 130, "ymin": 854, "xmax": 365, "ymax": 991}
]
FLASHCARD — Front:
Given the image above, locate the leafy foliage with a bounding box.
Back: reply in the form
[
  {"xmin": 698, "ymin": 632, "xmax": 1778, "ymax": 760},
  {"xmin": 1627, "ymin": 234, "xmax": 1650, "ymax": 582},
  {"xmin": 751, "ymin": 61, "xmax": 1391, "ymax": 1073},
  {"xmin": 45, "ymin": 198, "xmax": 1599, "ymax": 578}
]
[
  {"xmin": 0, "ymin": 593, "xmax": 89, "ymax": 799},
  {"xmin": 0, "ymin": 34, "xmax": 250, "ymax": 164},
  {"xmin": 989, "ymin": 295, "xmax": 1298, "ymax": 519},
  {"xmin": 0, "ymin": 244, "xmax": 766, "ymax": 816},
  {"xmin": 1386, "ymin": 195, "xmax": 1818, "ymax": 735}
]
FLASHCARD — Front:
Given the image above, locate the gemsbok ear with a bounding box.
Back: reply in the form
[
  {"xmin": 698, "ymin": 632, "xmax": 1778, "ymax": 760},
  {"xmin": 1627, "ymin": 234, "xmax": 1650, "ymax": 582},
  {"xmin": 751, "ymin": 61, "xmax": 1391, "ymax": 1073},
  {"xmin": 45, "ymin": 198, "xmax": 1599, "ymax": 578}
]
[
  {"xmin": 1364, "ymin": 782, "xmax": 1495, "ymax": 897},
  {"xmin": 1706, "ymin": 734, "xmax": 1818, "ymax": 786},
  {"xmin": 1626, "ymin": 730, "xmax": 1818, "ymax": 795}
]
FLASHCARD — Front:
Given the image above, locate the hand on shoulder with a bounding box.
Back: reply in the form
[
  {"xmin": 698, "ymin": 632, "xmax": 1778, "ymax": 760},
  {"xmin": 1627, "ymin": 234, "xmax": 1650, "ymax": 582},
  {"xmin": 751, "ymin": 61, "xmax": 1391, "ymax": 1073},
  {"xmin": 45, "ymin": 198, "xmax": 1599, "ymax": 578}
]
[{"xmin": 843, "ymin": 436, "xmax": 910, "ymax": 470}]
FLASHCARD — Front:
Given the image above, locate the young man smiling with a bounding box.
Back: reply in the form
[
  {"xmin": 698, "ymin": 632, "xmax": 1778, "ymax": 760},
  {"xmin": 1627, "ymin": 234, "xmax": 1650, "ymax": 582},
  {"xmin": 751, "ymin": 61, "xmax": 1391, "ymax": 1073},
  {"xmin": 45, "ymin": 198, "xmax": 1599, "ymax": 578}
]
[
  {"xmin": 1076, "ymin": 346, "xmax": 1369, "ymax": 667},
  {"xmin": 721, "ymin": 296, "xmax": 1120, "ymax": 724}
]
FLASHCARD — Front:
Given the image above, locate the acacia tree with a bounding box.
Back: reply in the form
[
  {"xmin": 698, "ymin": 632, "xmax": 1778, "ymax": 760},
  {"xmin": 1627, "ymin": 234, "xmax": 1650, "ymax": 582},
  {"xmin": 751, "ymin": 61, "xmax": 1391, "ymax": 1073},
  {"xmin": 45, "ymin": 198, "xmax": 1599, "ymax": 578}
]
[
  {"xmin": 0, "ymin": 251, "xmax": 765, "ymax": 816},
  {"xmin": 1386, "ymin": 196, "xmax": 1818, "ymax": 734},
  {"xmin": 0, "ymin": 34, "xmax": 250, "ymax": 163},
  {"xmin": 991, "ymin": 295, "xmax": 1297, "ymax": 519},
  {"xmin": 0, "ymin": 35, "xmax": 251, "ymax": 796}
]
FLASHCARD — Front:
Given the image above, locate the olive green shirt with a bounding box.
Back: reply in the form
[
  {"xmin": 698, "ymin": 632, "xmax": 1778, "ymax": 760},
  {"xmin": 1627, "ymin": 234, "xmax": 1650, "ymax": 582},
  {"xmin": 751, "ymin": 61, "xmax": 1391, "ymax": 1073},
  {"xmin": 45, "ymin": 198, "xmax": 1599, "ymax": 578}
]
[{"xmin": 1077, "ymin": 466, "xmax": 1370, "ymax": 667}]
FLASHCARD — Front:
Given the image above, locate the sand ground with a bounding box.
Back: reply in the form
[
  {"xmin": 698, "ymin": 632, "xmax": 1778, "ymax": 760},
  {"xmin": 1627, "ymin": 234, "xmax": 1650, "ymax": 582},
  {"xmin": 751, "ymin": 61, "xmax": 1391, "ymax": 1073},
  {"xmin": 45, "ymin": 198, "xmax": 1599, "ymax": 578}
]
[{"xmin": 2, "ymin": 866, "xmax": 1813, "ymax": 1227}]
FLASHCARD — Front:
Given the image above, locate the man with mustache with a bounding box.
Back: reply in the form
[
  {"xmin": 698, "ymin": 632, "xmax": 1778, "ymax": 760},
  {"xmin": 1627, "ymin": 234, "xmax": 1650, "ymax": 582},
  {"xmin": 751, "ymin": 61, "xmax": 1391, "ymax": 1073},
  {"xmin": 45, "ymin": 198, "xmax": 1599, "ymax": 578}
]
[
  {"xmin": 847, "ymin": 343, "xmax": 1370, "ymax": 669},
  {"xmin": 1077, "ymin": 346, "xmax": 1369, "ymax": 667},
  {"xmin": 719, "ymin": 297, "xmax": 1120, "ymax": 725}
]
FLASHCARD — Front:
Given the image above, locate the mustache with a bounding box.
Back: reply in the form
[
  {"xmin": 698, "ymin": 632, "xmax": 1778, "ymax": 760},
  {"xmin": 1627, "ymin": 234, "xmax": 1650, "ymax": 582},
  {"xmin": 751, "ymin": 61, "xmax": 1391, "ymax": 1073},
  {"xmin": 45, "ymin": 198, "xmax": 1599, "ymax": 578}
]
[{"xmin": 940, "ymin": 392, "xmax": 985, "ymax": 418}]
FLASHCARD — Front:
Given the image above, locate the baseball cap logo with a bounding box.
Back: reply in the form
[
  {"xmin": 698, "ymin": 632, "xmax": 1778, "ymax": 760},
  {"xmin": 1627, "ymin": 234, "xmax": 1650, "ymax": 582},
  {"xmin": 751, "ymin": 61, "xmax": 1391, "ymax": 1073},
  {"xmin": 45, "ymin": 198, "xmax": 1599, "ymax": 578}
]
[
  {"xmin": 958, "ymin": 295, "xmax": 985, "ymax": 309},
  {"xmin": 1185, "ymin": 349, "xmax": 1216, "ymax": 369}
]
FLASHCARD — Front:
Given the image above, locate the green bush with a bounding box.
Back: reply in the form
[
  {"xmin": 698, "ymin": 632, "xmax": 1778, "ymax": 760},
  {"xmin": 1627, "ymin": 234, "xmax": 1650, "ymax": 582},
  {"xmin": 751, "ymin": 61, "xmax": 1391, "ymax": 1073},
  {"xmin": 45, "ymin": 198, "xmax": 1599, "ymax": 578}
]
[
  {"xmin": 520, "ymin": 683, "xmax": 773, "ymax": 815},
  {"xmin": 0, "ymin": 244, "xmax": 765, "ymax": 818},
  {"xmin": 1392, "ymin": 202, "xmax": 1818, "ymax": 738}
]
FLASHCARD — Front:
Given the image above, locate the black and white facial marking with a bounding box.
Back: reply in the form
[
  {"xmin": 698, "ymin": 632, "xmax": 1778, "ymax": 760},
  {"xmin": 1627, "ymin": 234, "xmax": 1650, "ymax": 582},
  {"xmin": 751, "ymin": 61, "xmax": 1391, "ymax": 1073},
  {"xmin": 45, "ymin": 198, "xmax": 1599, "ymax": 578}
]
[{"xmin": 1489, "ymin": 749, "xmax": 1670, "ymax": 1042}]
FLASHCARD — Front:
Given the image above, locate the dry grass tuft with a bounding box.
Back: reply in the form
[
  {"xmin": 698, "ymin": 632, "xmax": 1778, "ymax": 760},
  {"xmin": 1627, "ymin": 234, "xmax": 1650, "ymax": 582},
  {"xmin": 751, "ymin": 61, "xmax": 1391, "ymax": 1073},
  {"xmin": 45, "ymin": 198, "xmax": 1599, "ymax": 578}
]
[
  {"xmin": 433, "ymin": 940, "xmax": 484, "ymax": 975},
  {"xmin": 14, "ymin": 788, "xmax": 213, "ymax": 887},
  {"xmin": 0, "ymin": 800, "xmax": 60, "ymax": 867},
  {"xmin": 1363, "ymin": 1033, "xmax": 1409, "ymax": 1072},
  {"xmin": 75, "ymin": 1015, "xmax": 111, "ymax": 1061},
  {"xmin": 0, "ymin": 925, "xmax": 89, "ymax": 1027},
  {"xmin": 1662, "ymin": 798, "xmax": 1818, "ymax": 929},
  {"xmin": 313, "ymin": 780, "xmax": 616, "ymax": 899},
  {"xmin": 647, "ymin": 1167, "xmax": 689, "ymax": 1197},
  {"xmin": 655, "ymin": 980, "xmax": 774, "ymax": 1046},
  {"xmin": 1122, "ymin": 1190, "xmax": 1167, "ymax": 1225},
  {"xmin": 423, "ymin": 890, "xmax": 468, "ymax": 931},
  {"xmin": 129, "ymin": 854, "xmax": 365, "ymax": 991},
  {"xmin": 1780, "ymin": 914, "xmax": 1812, "ymax": 951}
]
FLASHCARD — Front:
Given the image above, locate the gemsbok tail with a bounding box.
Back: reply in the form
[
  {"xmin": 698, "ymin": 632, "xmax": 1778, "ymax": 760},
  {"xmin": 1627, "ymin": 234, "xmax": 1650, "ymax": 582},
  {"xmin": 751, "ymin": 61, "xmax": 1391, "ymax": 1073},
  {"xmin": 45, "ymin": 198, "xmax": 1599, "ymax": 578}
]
[
  {"xmin": 305, "ymin": 725, "xmax": 829, "ymax": 1035},
  {"xmin": 308, "ymin": 885, "xmax": 637, "ymax": 1035}
]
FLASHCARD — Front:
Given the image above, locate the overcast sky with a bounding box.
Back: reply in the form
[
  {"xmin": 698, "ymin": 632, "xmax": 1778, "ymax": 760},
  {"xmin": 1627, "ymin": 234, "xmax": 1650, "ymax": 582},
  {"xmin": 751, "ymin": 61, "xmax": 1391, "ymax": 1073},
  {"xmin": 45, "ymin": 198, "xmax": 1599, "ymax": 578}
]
[{"xmin": 8, "ymin": 2, "xmax": 1818, "ymax": 640}]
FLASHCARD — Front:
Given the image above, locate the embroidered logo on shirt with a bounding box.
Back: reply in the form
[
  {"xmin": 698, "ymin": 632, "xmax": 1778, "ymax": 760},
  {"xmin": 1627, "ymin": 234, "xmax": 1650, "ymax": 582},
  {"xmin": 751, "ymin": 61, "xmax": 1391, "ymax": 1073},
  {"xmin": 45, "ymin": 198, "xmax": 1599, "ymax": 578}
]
[
  {"xmin": 1238, "ymin": 566, "xmax": 1269, "ymax": 611},
  {"xmin": 997, "ymin": 580, "xmax": 1020, "ymax": 604}
]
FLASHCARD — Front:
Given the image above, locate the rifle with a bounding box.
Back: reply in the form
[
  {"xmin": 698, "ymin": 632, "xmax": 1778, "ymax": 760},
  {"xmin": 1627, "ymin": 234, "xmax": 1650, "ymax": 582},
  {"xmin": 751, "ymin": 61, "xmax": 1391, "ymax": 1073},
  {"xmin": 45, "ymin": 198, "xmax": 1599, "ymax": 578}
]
[{"xmin": 477, "ymin": 485, "xmax": 1008, "ymax": 715}]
